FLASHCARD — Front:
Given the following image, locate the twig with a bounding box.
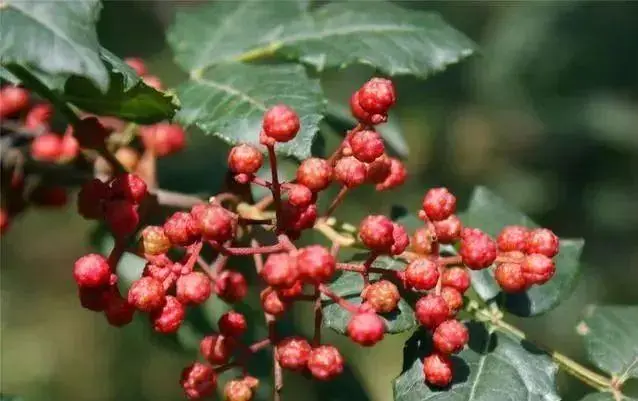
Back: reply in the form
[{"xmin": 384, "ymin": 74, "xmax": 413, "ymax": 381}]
[
  {"xmin": 266, "ymin": 145, "xmax": 283, "ymax": 232},
  {"xmin": 318, "ymin": 284, "xmax": 359, "ymax": 314},
  {"xmin": 324, "ymin": 186, "xmax": 349, "ymax": 218}
]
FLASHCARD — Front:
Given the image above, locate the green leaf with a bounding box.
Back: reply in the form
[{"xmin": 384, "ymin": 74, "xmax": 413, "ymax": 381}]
[
  {"xmin": 393, "ymin": 322, "xmax": 559, "ymax": 401},
  {"xmin": 63, "ymin": 48, "xmax": 177, "ymax": 123},
  {"xmin": 325, "ymin": 101, "xmax": 409, "ymax": 158},
  {"xmin": 462, "ymin": 186, "xmax": 585, "ymax": 317},
  {"xmin": 322, "ymin": 264, "xmax": 416, "ymax": 335},
  {"xmin": 176, "ymin": 63, "xmax": 324, "ymax": 160},
  {"xmin": 0, "ymin": 0, "xmax": 109, "ymax": 91},
  {"xmin": 169, "ymin": 1, "xmax": 475, "ymax": 78},
  {"xmin": 579, "ymin": 305, "xmax": 638, "ymax": 381},
  {"xmin": 580, "ymin": 393, "xmax": 637, "ymax": 401}
]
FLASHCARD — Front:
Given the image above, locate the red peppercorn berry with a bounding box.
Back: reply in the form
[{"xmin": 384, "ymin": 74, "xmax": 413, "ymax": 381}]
[
  {"xmin": 176, "ymin": 272, "xmax": 212, "ymax": 305},
  {"xmin": 404, "ymin": 258, "xmax": 439, "ymax": 291},
  {"xmin": 128, "ymin": 276, "xmax": 166, "ymax": 312},
  {"xmin": 423, "ymin": 353, "xmax": 453, "ymax": 387},
  {"xmin": 415, "ymin": 294, "xmax": 450, "ymax": 329},
  {"xmin": 347, "ymin": 312, "xmax": 386, "ymax": 346},
  {"xmin": 218, "ymin": 311, "xmax": 247, "ymax": 338},
  {"xmin": 262, "ymin": 104, "xmax": 300, "ymax": 143},
  {"xmin": 276, "ymin": 336, "xmax": 312, "ymax": 371},
  {"xmin": 296, "ymin": 158, "xmax": 333, "ymax": 192},
  {"xmin": 74, "ymin": 254, "xmax": 111, "ymax": 288},
  {"xmin": 308, "ymin": 345, "xmax": 344, "ymax": 381},
  {"xmin": 297, "ymin": 245, "xmax": 336, "ymax": 283}
]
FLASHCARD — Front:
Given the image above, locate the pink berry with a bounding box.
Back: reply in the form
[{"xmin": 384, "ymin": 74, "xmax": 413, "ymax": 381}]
[
  {"xmin": 441, "ymin": 286, "xmax": 464, "ymax": 316},
  {"xmin": 497, "ymin": 225, "xmax": 529, "ymax": 253},
  {"xmin": 404, "ymin": 258, "xmax": 439, "ymax": 291},
  {"xmin": 280, "ymin": 201, "xmax": 317, "ymax": 233},
  {"xmin": 140, "ymin": 123, "xmax": 186, "ymax": 157},
  {"xmin": 59, "ymin": 134, "xmax": 79, "ymax": 162},
  {"xmin": 31, "ymin": 133, "xmax": 62, "ymax": 162},
  {"xmin": 522, "ymin": 253, "xmax": 556, "ymax": 285},
  {"xmin": 375, "ymin": 158, "xmax": 407, "ymax": 191},
  {"xmin": 277, "ymin": 280, "xmax": 303, "ymax": 301},
  {"xmin": 228, "ymin": 144, "xmax": 263, "ymax": 175},
  {"xmin": 200, "ymin": 334, "xmax": 234, "ymax": 365},
  {"xmin": 104, "ymin": 293, "xmax": 136, "ymax": 327},
  {"xmin": 415, "ymin": 294, "xmax": 449, "ymax": 329},
  {"xmin": 411, "ymin": 226, "xmax": 437, "ymax": 255},
  {"xmin": 296, "ymin": 158, "xmax": 333, "ymax": 192},
  {"xmin": 218, "ymin": 311, "xmax": 247, "ymax": 338},
  {"xmin": 143, "ymin": 260, "xmax": 177, "ymax": 291},
  {"xmin": 180, "ymin": 362, "xmax": 217, "ymax": 400},
  {"xmin": 494, "ymin": 263, "xmax": 528, "ymax": 293},
  {"xmin": 433, "ymin": 215, "xmax": 462, "ymax": 244},
  {"xmin": 195, "ymin": 205, "xmax": 237, "ymax": 243},
  {"xmin": 350, "ymin": 90, "xmax": 387, "ymax": 125},
  {"xmin": 297, "ymin": 245, "xmax": 336, "ymax": 283},
  {"xmin": 459, "ymin": 228, "xmax": 497, "ymax": 270},
  {"xmin": 163, "ymin": 211, "xmax": 201, "ymax": 246},
  {"xmin": 347, "ymin": 312, "xmax": 385, "ymax": 346},
  {"xmin": 334, "ymin": 156, "xmax": 367, "ymax": 188},
  {"xmin": 349, "ymin": 130, "xmax": 385, "ymax": 163},
  {"xmin": 362, "ymin": 280, "xmax": 400, "ymax": 313},
  {"xmin": 308, "ymin": 346, "xmax": 344, "ymax": 381},
  {"xmin": 358, "ymin": 78, "xmax": 396, "ymax": 115},
  {"xmin": 260, "ymin": 287, "xmax": 288, "ymax": 316},
  {"xmin": 140, "ymin": 225, "xmax": 172, "ymax": 256},
  {"xmin": 104, "ymin": 199, "xmax": 140, "ymax": 237},
  {"xmin": 24, "ymin": 103, "xmax": 53, "ymax": 129},
  {"xmin": 359, "ymin": 215, "xmax": 395, "ymax": 253},
  {"xmin": 441, "ymin": 267, "xmax": 471, "ymax": 293},
  {"xmin": 215, "ymin": 270, "xmax": 248, "ymax": 303},
  {"xmin": 143, "ymin": 75, "xmax": 163, "ymax": 91},
  {"xmin": 526, "ymin": 228, "xmax": 560, "ymax": 258},
  {"xmin": 391, "ymin": 222, "xmax": 410, "ymax": 255},
  {"xmin": 423, "ymin": 353, "xmax": 453, "ymax": 387},
  {"xmin": 150, "ymin": 295, "xmax": 185, "ymax": 333},
  {"xmin": 176, "ymin": 272, "xmax": 212, "ymax": 305},
  {"xmin": 366, "ymin": 154, "xmax": 392, "ymax": 184},
  {"xmin": 77, "ymin": 178, "xmax": 109, "ymax": 220},
  {"xmin": 262, "ymin": 104, "xmax": 300, "ymax": 143},
  {"xmin": 261, "ymin": 253, "xmax": 299, "ymax": 289},
  {"xmin": 124, "ymin": 57, "xmax": 147, "ymax": 75},
  {"xmin": 422, "ymin": 188, "xmax": 456, "ymax": 222},
  {"xmin": 276, "ymin": 336, "xmax": 312, "ymax": 371},
  {"xmin": 128, "ymin": 276, "xmax": 166, "ymax": 312},
  {"xmin": 0, "ymin": 86, "xmax": 29, "ymax": 118},
  {"xmin": 287, "ymin": 184, "xmax": 314, "ymax": 208},
  {"xmin": 433, "ymin": 319, "xmax": 469, "ymax": 354},
  {"xmin": 110, "ymin": 173, "xmax": 148, "ymax": 204},
  {"xmin": 74, "ymin": 254, "xmax": 111, "ymax": 288}
]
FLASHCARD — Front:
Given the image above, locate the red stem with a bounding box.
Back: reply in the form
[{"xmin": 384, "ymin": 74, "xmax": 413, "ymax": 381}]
[
  {"xmin": 108, "ymin": 239, "xmax": 126, "ymax": 270},
  {"xmin": 318, "ymin": 284, "xmax": 359, "ymax": 314},
  {"xmin": 277, "ymin": 233, "xmax": 297, "ymax": 252},
  {"xmin": 212, "ymin": 241, "xmax": 285, "ymax": 256},
  {"xmin": 362, "ymin": 252, "xmax": 378, "ymax": 286},
  {"xmin": 323, "ymin": 186, "xmax": 349, "ymax": 218},
  {"xmin": 438, "ymin": 255, "xmax": 462, "ymax": 266},
  {"xmin": 251, "ymin": 239, "xmax": 265, "ymax": 273},
  {"xmin": 248, "ymin": 338, "xmax": 272, "ymax": 353},
  {"xmin": 250, "ymin": 175, "xmax": 272, "ymax": 189},
  {"xmin": 336, "ymin": 263, "xmax": 396, "ymax": 276},
  {"xmin": 266, "ymin": 145, "xmax": 283, "ymax": 232}
]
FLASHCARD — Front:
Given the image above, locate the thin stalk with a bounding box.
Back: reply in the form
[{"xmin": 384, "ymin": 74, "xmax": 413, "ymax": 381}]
[{"xmin": 266, "ymin": 145, "xmax": 283, "ymax": 232}]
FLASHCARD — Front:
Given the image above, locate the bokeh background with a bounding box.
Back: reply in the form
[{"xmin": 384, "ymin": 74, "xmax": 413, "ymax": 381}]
[{"xmin": 2, "ymin": 1, "xmax": 638, "ymax": 400}]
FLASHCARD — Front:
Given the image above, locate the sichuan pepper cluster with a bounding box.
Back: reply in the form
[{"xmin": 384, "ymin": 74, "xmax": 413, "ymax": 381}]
[{"xmin": 65, "ymin": 75, "xmax": 560, "ymax": 400}]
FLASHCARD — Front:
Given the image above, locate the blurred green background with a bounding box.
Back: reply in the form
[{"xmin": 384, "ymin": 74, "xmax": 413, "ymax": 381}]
[{"xmin": 2, "ymin": 1, "xmax": 638, "ymax": 400}]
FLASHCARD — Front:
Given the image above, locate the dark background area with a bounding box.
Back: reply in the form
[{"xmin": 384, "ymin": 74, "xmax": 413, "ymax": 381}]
[{"xmin": 2, "ymin": 1, "xmax": 638, "ymax": 400}]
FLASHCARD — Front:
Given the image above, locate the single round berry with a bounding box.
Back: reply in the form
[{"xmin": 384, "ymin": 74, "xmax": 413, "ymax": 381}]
[
  {"xmin": 140, "ymin": 123, "xmax": 186, "ymax": 157},
  {"xmin": 140, "ymin": 225, "xmax": 172, "ymax": 256},
  {"xmin": 411, "ymin": 226, "xmax": 438, "ymax": 255},
  {"xmin": 494, "ymin": 262, "xmax": 528, "ymax": 293},
  {"xmin": 391, "ymin": 222, "xmax": 410, "ymax": 255},
  {"xmin": 0, "ymin": 86, "xmax": 29, "ymax": 118},
  {"xmin": 200, "ymin": 334, "xmax": 234, "ymax": 365},
  {"xmin": 176, "ymin": 272, "xmax": 212, "ymax": 305},
  {"xmin": 218, "ymin": 311, "xmax": 247, "ymax": 338},
  {"xmin": 287, "ymin": 184, "xmax": 314, "ymax": 208},
  {"xmin": 24, "ymin": 103, "xmax": 53, "ymax": 129},
  {"xmin": 260, "ymin": 287, "xmax": 288, "ymax": 316},
  {"xmin": 73, "ymin": 117, "xmax": 110, "ymax": 149},
  {"xmin": 497, "ymin": 225, "xmax": 529, "ymax": 253},
  {"xmin": 110, "ymin": 173, "xmax": 148, "ymax": 204},
  {"xmin": 297, "ymin": 245, "xmax": 336, "ymax": 283},
  {"xmin": 347, "ymin": 312, "xmax": 385, "ymax": 346},
  {"xmin": 441, "ymin": 286, "xmax": 464, "ymax": 316},
  {"xmin": 280, "ymin": 202, "xmax": 317, "ymax": 232},
  {"xmin": 415, "ymin": 294, "xmax": 450, "ymax": 329},
  {"xmin": 163, "ymin": 211, "xmax": 201, "ymax": 246},
  {"xmin": 261, "ymin": 253, "xmax": 299, "ymax": 289},
  {"xmin": 366, "ymin": 154, "xmax": 392, "ymax": 184},
  {"xmin": 277, "ymin": 280, "xmax": 303, "ymax": 301},
  {"xmin": 180, "ymin": 362, "xmax": 217, "ymax": 400},
  {"xmin": 375, "ymin": 157, "xmax": 407, "ymax": 191},
  {"xmin": 526, "ymin": 228, "xmax": 560, "ymax": 258},
  {"xmin": 441, "ymin": 267, "xmax": 471, "ymax": 293},
  {"xmin": 459, "ymin": 228, "xmax": 497, "ymax": 270},
  {"xmin": 77, "ymin": 178, "xmax": 109, "ymax": 220},
  {"xmin": 78, "ymin": 285, "xmax": 113, "ymax": 311},
  {"xmin": 31, "ymin": 133, "xmax": 62, "ymax": 162},
  {"xmin": 404, "ymin": 258, "xmax": 439, "ymax": 291},
  {"xmin": 359, "ymin": 215, "xmax": 395, "ymax": 253},
  {"xmin": 228, "ymin": 144, "xmax": 263, "ymax": 175},
  {"xmin": 433, "ymin": 319, "xmax": 469, "ymax": 354},
  {"xmin": 124, "ymin": 57, "xmax": 148, "ymax": 75},
  {"xmin": 104, "ymin": 199, "xmax": 140, "ymax": 237},
  {"xmin": 74, "ymin": 254, "xmax": 111, "ymax": 288},
  {"xmin": 349, "ymin": 130, "xmax": 385, "ymax": 163},
  {"xmin": 308, "ymin": 345, "xmax": 344, "ymax": 381},
  {"xmin": 434, "ymin": 215, "xmax": 462, "ymax": 244},
  {"xmin": 150, "ymin": 295, "xmax": 185, "ymax": 333},
  {"xmin": 276, "ymin": 336, "xmax": 312, "ymax": 371},
  {"xmin": 262, "ymin": 104, "xmax": 300, "ymax": 143},
  {"xmin": 215, "ymin": 270, "xmax": 248, "ymax": 303},
  {"xmin": 128, "ymin": 276, "xmax": 166, "ymax": 312},
  {"xmin": 423, "ymin": 353, "xmax": 453, "ymax": 387},
  {"xmin": 334, "ymin": 156, "xmax": 367, "ymax": 188},
  {"xmin": 522, "ymin": 253, "xmax": 556, "ymax": 285},
  {"xmin": 362, "ymin": 280, "xmax": 400, "ymax": 313},
  {"xmin": 143, "ymin": 260, "xmax": 177, "ymax": 291},
  {"xmin": 358, "ymin": 78, "xmax": 396, "ymax": 115},
  {"xmin": 196, "ymin": 205, "xmax": 237, "ymax": 243},
  {"xmin": 104, "ymin": 293, "xmax": 136, "ymax": 327},
  {"xmin": 296, "ymin": 158, "xmax": 333, "ymax": 192},
  {"xmin": 350, "ymin": 90, "xmax": 386, "ymax": 125},
  {"xmin": 224, "ymin": 379, "xmax": 253, "ymax": 401},
  {"xmin": 422, "ymin": 188, "xmax": 456, "ymax": 222}
]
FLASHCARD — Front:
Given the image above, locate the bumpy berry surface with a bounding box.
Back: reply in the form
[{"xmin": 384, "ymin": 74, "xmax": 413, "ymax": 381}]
[
  {"xmin": 350, "ymin": 90, "xmax": 386, "ymax": 125},
  {"xmin": 180, "ymin": 362, "xmax": 217, "ymax": 400},
  {"xmin": 224, "ymin": 379, "xmax": 253, "ymax": 401},
  {"xmin": 459, "ymin": 228, "xmax": 497, "ymax": 270},
  {"xmin": 334, "ymin": 156, "xmax": 367, "ymax": 188},
  {"xmin": 296, "ymin": 158, "xmax": 333, "ymax": 192},
  {"xmin": 349, "ymin": 130, "xmax": 385, "ymax": 163},
  {"xmin": 526, "ymin": 228, "xmax": 560, "ymax": 258},
  {"xmin": 441, "ymin": 286, "xmax": 464, "ymax": 315},
  {"xmin": 358, "ymin": 78, "xmax": 396, "ymax": 115},
  {"xmin": 497, "ymin": 225, "xmax": 529, "ymax": 253},
  {"xmin": 441, "ymin": 267, "xmax": 471, "ymax": 293},
  {"xmin": 200, "ymin": 334, "xmax": 234, "ymax": 365},
  {"xmin": 297, "ymin": 245, "xmax": 336, "ymax": 283},
  {"xmin": 366, "ymin": 154, "xmax": 392, "ymax": 184},
  {"xmin": 411, "ymin": 226, "xmax": 437, "ymax": 255},
  {"xmin": 276, "ymin": 336, "xmax": 312, "ymax": 371},
  {"xmin": 375, "ymin": 158, "xmax": 407, "ymax": 191},
  {"xmin": 128, "ymin": 276, "xmax": 166, "ymax": 312},
  {"xmin": 433, "ymin": 319, "xmax": 469, "ymax": 354},
  {"xmin": 196, "ymin": 205, "xmax": 237, "ymax": 243},
  {"xmin": 391, "ymin": 223, "xmax": 410, "ymax": 255},
  {"xmin": 176, "ymin": 272, "xmax": 212, "ymax": 305},
  {"xmin": 433, "ymin": 215, "xmax": 462, "ymax": 244},
  {"xmin": 215, "ymin": 271, "xmax": 247, "ymax": 303},
  {"xmin": 110, "ymin": 173, "xmax": 147, "ymax": 204},
  {"xmin": 261, "ymin": 253, "xmax": 299, "ymax": 288},
  {"xmin": 359, "ymin": 215, "xmax": 395, "ymax": 253},
  {"xmin": 228, "ymin": 144, "xmax": 263, "ymax": 175},
  {"xmin": 262, "ymin": 105, "xmax": 300, "ymax": 142},
  {"xmin": 260, "ymin": 287, "xmax": 288, "ymax": 316},
  {"xmin": 522, "ymin": 253, "xmax": 556, "ymax": 285},
  {"xmin": 494, "ymin": 262, "xmax": 528, "ymax": 293},
  {"xmin": 150, "ymin": 295, "xmax": 185, "ymax": 333},
  {"xmin": 415, "ymin": 294, "xmax": 450, "ymax": 329},
  {"xmin": 423, "ymin": 353, "xmax": 453, "ymax": 387},
  {"xmin": 287, "ymin": 184, "xmax": 314, "ymax": 208},
  {"xmin": 163, "ymin": 212, "xmax": 201, "ymax": 246},
  {"xmin": 143, "ymin": 261, "xmax": 177, "ymax": 291},
  {"xmin": 308, "ymin": 345, "xmax": 344, "ymax": 381},
  {"xmin": 404, "ymin": 258, "xmax": 439, "ymax": 291},
  {"xmin": 140, "ymin": 225, "xmax": 172, "ymax": 256},
  {"xmin": 347, "ymin": 312, "xmax": 385, "ymax": 346},
  {"xmin": 218, "ymin": 311, "xmax": 248, "ymax": 338},
  {"xmin": 280, "ymin": 202, "xmax": 317, "ymax": 233},
  {"xmin": 74, "ymin": 254, "xmax": 111, "ymax": 288},
  {"xmin": 362, "ymin": 280, "xmax": 400, "ymax": 313},
  {"xmin": 422, "ymin": 188, "xmax": 456, "ymax": 222}
]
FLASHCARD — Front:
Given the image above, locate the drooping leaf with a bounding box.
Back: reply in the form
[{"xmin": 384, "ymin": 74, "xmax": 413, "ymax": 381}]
[
  {"xmin": 0, "ymin": 0, "xmax": 109, "ymax": 91},
  {"xmin": 325, "ymin": 101, "xmax": 409, "ymax": 158},
  {"xmin": 169, "ymin": 1, "xmax": 475, "ymax": 78},
  {"xmin": 579, "ymin": 305, "xmax": 638, "ymax": 381},
  {"xmin": 393, "ymin": 322, "xmax": 559, "ymax": 401},
  {"xmin": 461, "ymin": 186, "xmax": 585, "ymax": 317},
  {"xmin": 176, "ymin": 63, "xmax": 324, "ymax": 160},
  {"xmin": 322, "ymin": 260, "xmax": 416, "ymax": 335}
]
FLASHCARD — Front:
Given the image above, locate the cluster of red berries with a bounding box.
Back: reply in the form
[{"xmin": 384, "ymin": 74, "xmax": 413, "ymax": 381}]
[{"xmin": 65, "ymin": 76, "xmax": 561, "ymax": 399}]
